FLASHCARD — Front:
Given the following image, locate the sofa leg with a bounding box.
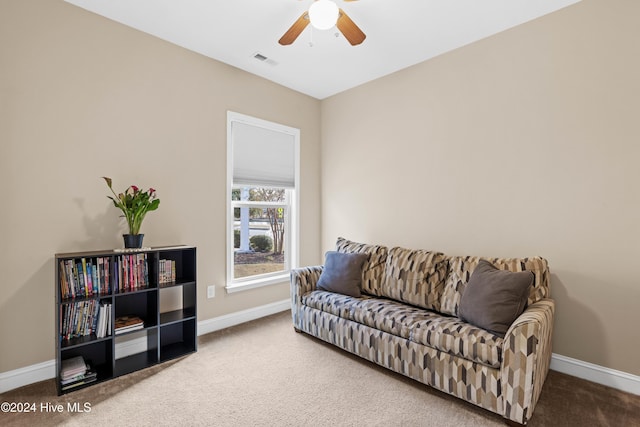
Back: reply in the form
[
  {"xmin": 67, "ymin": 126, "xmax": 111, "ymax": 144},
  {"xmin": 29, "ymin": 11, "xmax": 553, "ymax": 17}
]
[
  {"xmin": 293, "ymin": 327, "xmax": 302, "ymax": 333},
  {"xmin": 504, "ymin": 420, "xmax": 525, "ymax": 427}
]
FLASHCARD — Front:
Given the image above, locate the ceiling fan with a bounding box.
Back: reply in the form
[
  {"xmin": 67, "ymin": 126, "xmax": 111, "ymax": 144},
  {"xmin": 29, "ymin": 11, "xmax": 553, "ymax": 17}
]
[{"xmin": 278, "ymin": 0, "xmax": 366, "ymax": 46}]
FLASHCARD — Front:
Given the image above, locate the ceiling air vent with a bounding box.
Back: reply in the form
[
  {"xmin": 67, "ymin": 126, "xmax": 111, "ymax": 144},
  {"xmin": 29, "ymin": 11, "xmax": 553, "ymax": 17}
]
[{"xmin": 252, "ymin": 52, "xmax": 278, "ymax": 66}]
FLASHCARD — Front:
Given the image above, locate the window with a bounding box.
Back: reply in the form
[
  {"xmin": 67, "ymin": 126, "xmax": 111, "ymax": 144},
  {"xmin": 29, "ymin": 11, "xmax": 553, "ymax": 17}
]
[{"xmin": 226, "ymin": 112, "xmax": 300, "ymax": 292}]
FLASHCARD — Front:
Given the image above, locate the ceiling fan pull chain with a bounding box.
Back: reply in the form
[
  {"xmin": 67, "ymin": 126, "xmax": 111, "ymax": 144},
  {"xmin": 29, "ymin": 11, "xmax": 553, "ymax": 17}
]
[{"xmin": 309, "ymin": 26, "xmax": 314, "ymax": 47}]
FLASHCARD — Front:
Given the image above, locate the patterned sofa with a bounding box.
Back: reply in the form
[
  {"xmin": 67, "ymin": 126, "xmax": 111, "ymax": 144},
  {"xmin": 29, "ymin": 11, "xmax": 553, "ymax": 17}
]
[{"xmin": 290, "ymin": 238, "xmax": 554, "ymax": 425}]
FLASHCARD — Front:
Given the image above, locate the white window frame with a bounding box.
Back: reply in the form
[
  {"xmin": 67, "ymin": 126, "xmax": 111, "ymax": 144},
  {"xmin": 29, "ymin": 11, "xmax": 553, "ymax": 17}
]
[{"xmin": 226, "ymin": 111, "xmax": 300, "ymax": 293}]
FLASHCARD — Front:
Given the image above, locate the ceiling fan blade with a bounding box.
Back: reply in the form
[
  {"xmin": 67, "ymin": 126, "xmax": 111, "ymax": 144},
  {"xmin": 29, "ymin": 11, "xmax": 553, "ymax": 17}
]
[
  {"xmin": 336, "ymin": 9, "xmax": 366, "ymax": 46},
  {"xmin": 278, "ymin": 12, "xmax": 310, "ymax": 45}
]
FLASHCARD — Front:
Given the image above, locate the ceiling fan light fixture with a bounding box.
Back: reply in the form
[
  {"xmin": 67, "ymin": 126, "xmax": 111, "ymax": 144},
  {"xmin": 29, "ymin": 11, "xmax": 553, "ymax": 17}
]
[{"xmin": 308, "ymin": 0, "xmax": 339, "ymax": 30}]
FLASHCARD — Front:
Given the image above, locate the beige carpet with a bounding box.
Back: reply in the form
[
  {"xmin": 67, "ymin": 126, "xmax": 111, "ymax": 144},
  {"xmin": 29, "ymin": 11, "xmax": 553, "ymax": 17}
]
[{"xmin": 2, "ymin": 311, "xmax": 639, "ymax": 426}]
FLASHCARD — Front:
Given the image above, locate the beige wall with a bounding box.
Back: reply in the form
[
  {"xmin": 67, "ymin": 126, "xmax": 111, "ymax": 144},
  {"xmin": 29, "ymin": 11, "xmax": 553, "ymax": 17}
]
[
  {"xmin": 0, "ymin": 0, "xmax": 321, "ymax": 372},
  {"xmin": 321, "ymin": 0, "xmax": 640, "ymax": 376},
  {"xmin": 3, "ymin": 0, "xmax": 638, "ymax": 381}
]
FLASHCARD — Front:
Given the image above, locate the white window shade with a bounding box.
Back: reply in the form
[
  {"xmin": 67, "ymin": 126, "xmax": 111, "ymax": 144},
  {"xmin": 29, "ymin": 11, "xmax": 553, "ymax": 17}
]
[{"xmin": 232, "ymin": 121, "xmax": 296, "ymax": 188}]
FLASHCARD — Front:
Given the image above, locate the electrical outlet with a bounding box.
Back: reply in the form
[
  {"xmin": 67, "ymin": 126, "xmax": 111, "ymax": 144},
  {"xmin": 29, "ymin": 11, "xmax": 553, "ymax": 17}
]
[{"xmin": 207, "ymin": 285, "xmax": 215, "ymax": 299}]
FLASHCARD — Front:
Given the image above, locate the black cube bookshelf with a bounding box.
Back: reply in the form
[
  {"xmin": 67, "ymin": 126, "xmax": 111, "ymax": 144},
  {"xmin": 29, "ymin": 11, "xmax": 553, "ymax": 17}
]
[{"xmin": 55, "ymin": 245, "xmax": 197, "ymax": 395}]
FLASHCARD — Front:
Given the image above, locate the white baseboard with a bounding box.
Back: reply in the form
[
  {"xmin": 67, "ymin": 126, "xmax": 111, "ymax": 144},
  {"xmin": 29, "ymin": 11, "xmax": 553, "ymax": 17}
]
[
  {"xmin": 3, "ymin": 301, "xmax": 637, "ymax": 397},
  {"xmin": 0, "ymin": 360, "xmax": 56, "ymax": 395},
  {"xmin": 197, "ymin": 299, "xmax": 291, "ymax": 336},
  {"xmin": 550, "ymin": 353, "xmax": 640, "ymax": 395},
  {"xmin": 0, "ymin": 299, "xmax": 291, "ymax": 394}
]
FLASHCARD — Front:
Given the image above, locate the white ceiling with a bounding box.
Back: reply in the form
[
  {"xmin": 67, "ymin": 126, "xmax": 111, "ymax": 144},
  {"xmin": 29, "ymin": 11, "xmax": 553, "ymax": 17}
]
[{"xmin": 64, "ymin": 0, "xmax": 581, "ymax": 100}]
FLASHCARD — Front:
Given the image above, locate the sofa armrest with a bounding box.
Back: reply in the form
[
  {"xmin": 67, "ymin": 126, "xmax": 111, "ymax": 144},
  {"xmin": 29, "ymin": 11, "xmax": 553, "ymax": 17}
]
[
  {"xmin": 501, "ymin": 298, "xmax": 555, "ymax": 425},
  {"xmin": 290, "ymin": 266, "xmax": 324, "ymax": 328}
]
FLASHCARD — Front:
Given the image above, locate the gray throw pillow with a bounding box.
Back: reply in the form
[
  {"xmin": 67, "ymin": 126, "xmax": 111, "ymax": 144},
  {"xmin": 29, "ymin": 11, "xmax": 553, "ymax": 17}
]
[
  {"xmin": 317, "ymin": 251, "xmax": 369, "ymax": 297},
  {"xmin": 458, "ymin": 260, "xmax": 534, "ymax": 337}
]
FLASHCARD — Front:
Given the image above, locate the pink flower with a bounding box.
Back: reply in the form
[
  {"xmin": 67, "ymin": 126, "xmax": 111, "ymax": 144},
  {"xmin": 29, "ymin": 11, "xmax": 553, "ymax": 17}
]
[{"xmin": 131, "ymin": 185, "xmax": 139, "ymax": 192}]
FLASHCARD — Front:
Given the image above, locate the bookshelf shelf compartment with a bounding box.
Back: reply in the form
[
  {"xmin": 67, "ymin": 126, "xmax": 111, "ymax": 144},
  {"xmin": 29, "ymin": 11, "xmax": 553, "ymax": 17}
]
[
  {"xmin": 59, "ymin": 340, "xmax": 113, "ymax": 392},
  {"xmin": 160, "ymin": 318, "xmax": 197, "ymax": 363},
  {"xmin": 160, "ymin": 307, "xmax": 196, "ymax": 325},
  {"xmin": 60, "ymin": 334, "xmax": 112, "ymax": 350},
  {"xmin": 114, "ymin": 350, "xmax": 159, "ymax": 377},
  {"xmin": 160, "ymin": 341, "xmax": 196, "ymax": 362},
  {"xmin": 114, "ymin": 324, "xmax": 158, "ymax": 337},
  {"xmin": 159, "ymin": 279, "xmax": 196, "ymax": 289},
  {"xmin": 55, "ymin": 245, "xmax": 197, "ymax": 395}
]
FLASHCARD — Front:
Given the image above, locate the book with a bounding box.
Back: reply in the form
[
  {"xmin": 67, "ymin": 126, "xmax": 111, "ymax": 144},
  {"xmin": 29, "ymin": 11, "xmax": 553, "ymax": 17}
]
[
  {"xmin": 81, "ymin": 258, "xmax": 89, "ymax": 296},
  {"xmin": 61, "ymin": 367, "xmax": 97, "ymax": 385},
  {"xmin": 76, "ymin": 262, "xmax": 85, "ymax": 297},
  {"xmin": 107, "ymin": 304, "xmax": 112, "ymax": 337},
  {"xmin": 97, "ymin": 304, "xmax": 105, "ymax": 338},
  {"xmin": 95, "ymin": 303, "xmax": 112, "ymax": 339},
  {"xmin": 115, "ymin": 315, "xmax": 143, "ymax": 328},
  {"xmin": 59, "ymin": 261, "xmax": 68, "ymax": 299},
  {"xmin": 64, "ymin": 260, "xmax": 75, "ymax": 298},
  {"xmin": 99, "ymin": 257, "xmax": 110, "ymax": 294},
  {"xmin": 114, "ymin": 257, "xmax": 120, "ymax": 293},
  {"xmin": 61, "ymin": 376, "xmax": 97, "ymax": 391},
  {"xmin": 115, "ymin": 324, "xmax": 144, "ymax": 335},
  {"xmin": 61, "ymin": 363, "xmax": 97, "ymax": 390},
  {"xmin": 61, "ymin": 356, "xmax": 87, "ymax": 380},
  {"xmin": 86, "ymin": 262, "xmax": 94, "ymax": 296},
  {"xmin": 104, "ymin": 257, "xmax": 111, "ymax": 294},
  {"xmin": 90, "ymin": 260, "xmax": 98, "ymax": 295},
  {"xmin": 114, "ymin": 315, "xmax": 144, "ymax": 334}
]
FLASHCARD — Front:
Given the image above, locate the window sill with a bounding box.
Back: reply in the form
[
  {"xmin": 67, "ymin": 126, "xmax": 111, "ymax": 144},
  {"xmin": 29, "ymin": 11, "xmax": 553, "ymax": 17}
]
[{"xmin": 225, "ymin": 272, "xmax": 290, "ymax": 294}]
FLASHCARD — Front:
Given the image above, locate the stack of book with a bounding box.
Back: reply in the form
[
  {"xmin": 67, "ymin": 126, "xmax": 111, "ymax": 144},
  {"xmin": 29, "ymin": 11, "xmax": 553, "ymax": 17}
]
[
  {"xmin": 159, "ymin": 259, "xmax": 176, "ymax": 285},
  {"xmin": 59, "ymin": 257, "xmax": 111, "ymax": 299},
  {"xmin": 60, "ymin": 300, "xmax": 111, "ymax": 341},
  {"xmin": 114, "ymin": 253, "xmax": 149, "ymax": 293},
  {"xmin": 114, "ymin": 315, "xmax": 144, "ymax": 335},
  {"xmin": 60, "ymin": 356, "xmax": 97, "ymax": 391}
]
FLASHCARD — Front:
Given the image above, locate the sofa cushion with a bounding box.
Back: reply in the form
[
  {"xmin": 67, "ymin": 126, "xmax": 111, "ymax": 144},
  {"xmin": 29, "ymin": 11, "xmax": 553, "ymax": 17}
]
[
  {"xmin": 458, "ymin": 260, "xmax": 533, "ymax": 336},
  {"xmin": 440, "ymin": 255, "xmax": 550, "ymax": 316},
  {"xmin": 350, "ymin": 298, "xmax": 442, "ymax": 339},
  {"xmin": 302, "ymin": 290, "xmax": 372, "ymax": 319},
  {"xmin": 336, "ymin": 237, "xmax": 388, "ymax": 296},
  {"xmin": 317, "ymin": 251, "xmax": 369, "ymax": 297},
  {"xmin": 380, "ymin": 247, "xmax": 449, "ymax": 312},
  {"xmin": 410, "ymin": 316, "xmax": 504, "ymax": 368}
]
